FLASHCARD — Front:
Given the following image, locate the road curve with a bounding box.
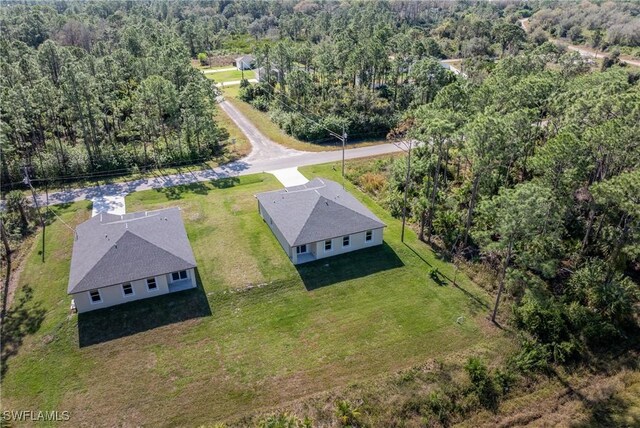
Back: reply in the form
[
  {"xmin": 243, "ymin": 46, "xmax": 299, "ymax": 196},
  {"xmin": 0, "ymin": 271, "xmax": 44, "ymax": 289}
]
[
  {"xmin": 32, "ymin": 101, "xmax": 401, "ymax": 207},
  {"xmin": 518, "ymin": 18, "xmax": 640, "ymax": 68}
]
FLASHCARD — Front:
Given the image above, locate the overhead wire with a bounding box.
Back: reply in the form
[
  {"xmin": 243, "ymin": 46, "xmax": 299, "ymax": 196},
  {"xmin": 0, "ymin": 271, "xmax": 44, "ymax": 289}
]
[{"xmin": 254, "ymin": 76, "xmax": 346, "ymax": 141}]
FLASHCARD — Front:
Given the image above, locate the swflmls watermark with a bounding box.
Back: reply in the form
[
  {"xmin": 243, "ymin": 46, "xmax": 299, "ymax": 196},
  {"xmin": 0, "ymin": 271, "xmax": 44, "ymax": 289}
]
[{"xmin": 2, "ymin": 410, "xmax": 71, "ymax": 422}]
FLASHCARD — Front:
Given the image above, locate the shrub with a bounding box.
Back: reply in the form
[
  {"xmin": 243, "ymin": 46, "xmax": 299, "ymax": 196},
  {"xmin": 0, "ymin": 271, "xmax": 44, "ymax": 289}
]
[
  {"xmin": 426, "ymin": 391, "xmax": 454, "ymax": 425},
  {"xmin": 258, "ymin": 413, "xmax": 312, "ymax": 428},
  {"xmin": 251, "ymin": 95, "xmax": 270, "ymax": 112},
  {"xmin": 464, "ymin": 357, "xmax": 500, "ymax": 411},
  {"xmin": 359, "ymin": 172, "xmax": 386, "ymax": 194},
  {"xmin": 513, "ymin": 338, "xmax": 551, "ymax": 373},
  {"xmin": 335, "ymin": 400, "xmax": 362, "ymax": 427},
  {"xmin": 238, "ymin": 84, "xmax": 255, "ymax": 102}
]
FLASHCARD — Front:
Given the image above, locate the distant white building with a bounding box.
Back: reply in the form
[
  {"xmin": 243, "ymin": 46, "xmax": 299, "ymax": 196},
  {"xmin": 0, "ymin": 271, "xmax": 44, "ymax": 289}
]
[
  {"xmin": 68, "ymin": 208, "xmax": 197, "ymax": 313},
  {"xmin": 256, "ymin": 178, "xmax": 386, "ymax": 264},
  {"xmin": 235, "ymin": 54, "xmax": 255, "ymax": 70}
]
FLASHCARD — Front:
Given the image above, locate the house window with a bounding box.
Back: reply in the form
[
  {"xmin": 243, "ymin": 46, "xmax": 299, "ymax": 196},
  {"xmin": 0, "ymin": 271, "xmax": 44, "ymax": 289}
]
[
  {"xmin": 147, "ymin": 278, "xmax": 157, "ymax": 291},
  {"xmin": 343, "ymin": 236, "xmax": 350, "ymax": 247},
  {"xmin": 365, "ymin": 230, "xmax": 373, "ymax": 242},
  {"xmin": 89, "ymin": 290, "xmax": 102, "ymax": 303},
  {"xmin": 324, "ymin": 240, "xmax": 332, "ymax": 251},
  {"xmin": 296, "ymin": 244, "xmax": 307, "ymax": 254},
  {"xmin": 122, "ymin": 283, "xmax": 134, "ymax": 296},
  {"xmin": 171, "ymin": 270, "xmax": 188, "ymax": 281}
]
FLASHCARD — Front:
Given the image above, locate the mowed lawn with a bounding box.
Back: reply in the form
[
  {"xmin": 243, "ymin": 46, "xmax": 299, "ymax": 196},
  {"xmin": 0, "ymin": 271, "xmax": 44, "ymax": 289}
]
[
  {"xmin": 205, "ymin": 69, "xmax": 255, "ymax": 83},
  {"xmin": 2, "ymin": 163, "xmax": 512, "ymax": 427}
]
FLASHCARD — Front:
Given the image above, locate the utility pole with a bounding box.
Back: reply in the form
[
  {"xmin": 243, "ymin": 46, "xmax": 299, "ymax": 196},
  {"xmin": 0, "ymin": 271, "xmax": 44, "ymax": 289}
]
[
  {"xmin": 341, "ymin": 126, "xmax": 347, "ymax": 186},
  {"xmin": 400, "ymin": 140, "xmax": 413, "ymax": 243},
  {"xmin": 22, "ymin": 165, "xmax": 45, "ymax": 263}
]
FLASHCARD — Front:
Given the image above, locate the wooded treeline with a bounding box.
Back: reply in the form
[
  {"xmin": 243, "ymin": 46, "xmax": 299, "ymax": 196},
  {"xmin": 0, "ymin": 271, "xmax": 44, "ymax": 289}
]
[
  {"xmin": 1, "ymin": 2, "xmax": 227, "ymax": 187},
  {"xmin": 349, "ymin": 48, "xmax": 640, "ymax": 368}
]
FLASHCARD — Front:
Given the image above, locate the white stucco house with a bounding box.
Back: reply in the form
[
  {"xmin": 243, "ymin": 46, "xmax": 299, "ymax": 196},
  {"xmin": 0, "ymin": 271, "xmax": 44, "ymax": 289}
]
[
  {"xmin": 256, "ymin": 178, "xmax": 386, "ymax": 264},
  {"xmin": 68, "ymin": 207, "xmax": 197, "ymax": 313},
  {"xmin": 235, "ymin": 54, "xmax": 255, "ymax": 70}
]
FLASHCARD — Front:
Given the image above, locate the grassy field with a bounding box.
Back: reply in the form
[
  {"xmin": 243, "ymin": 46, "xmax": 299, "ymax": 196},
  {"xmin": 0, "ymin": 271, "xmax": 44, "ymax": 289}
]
[
  {"xmin": 197, "ymin": 65, "xmax": 236, "ymax": 71},
  {"xmin": 223, "ymin": 94, "xmax": 387, "ymax": 152},
  {"xmin": 2, "ymin": 163, "xmax": 513, "ymax": 426},
  {"xmin": 205, "ymin": 69, "xmax": 256, "ymax": 83}
]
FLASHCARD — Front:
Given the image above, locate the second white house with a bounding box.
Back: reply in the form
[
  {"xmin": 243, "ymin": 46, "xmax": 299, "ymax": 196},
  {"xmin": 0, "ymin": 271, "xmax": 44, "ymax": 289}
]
[{"xmin": 256, "ymin": 178, "xmax": 386, "ymax": 264}]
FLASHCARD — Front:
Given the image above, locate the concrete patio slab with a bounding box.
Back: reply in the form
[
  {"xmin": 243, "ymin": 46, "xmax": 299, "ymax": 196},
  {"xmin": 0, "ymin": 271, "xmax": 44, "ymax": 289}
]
[
  {"xmin": 268, "ymin": 167, "xmax": 309, "ymax": 187},
  {"xmin": 91, "ymin": 195, "xmax": 126, "ymax": 217}
]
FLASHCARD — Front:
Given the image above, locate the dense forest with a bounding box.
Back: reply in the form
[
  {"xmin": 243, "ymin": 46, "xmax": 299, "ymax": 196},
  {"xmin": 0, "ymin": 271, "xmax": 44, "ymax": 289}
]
[
  {"xmin": 359, "ymin": 53, "xmax": 640, "ymax": 370},
  {"xmin": 238, "ymin": 0, "xmax": 533, "ymax": 142},
  {"xmin": 0, "ymin": 0, "xmax": 538, "ymax": 186},
  {"xmin": 0, "ymin": 1, "xmax": 228, "ymax": 188},
  {"xmin": 1, "ymin": 1, "xmax": 639, "ymax": 424}
]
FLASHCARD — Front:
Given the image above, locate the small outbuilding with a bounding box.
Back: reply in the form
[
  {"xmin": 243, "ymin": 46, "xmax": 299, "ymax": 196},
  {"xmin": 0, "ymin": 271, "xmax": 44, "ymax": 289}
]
[
  {"xmin": 235, "ymin": 54, "xmax": 255, "ymax": 70},
  {"xmin": 256, "ymin": 178, "xmax": 386, "ymax": 264},
  {"xmin": 68, "ymin": 207, "xmax": 197, "ymax": 313}
]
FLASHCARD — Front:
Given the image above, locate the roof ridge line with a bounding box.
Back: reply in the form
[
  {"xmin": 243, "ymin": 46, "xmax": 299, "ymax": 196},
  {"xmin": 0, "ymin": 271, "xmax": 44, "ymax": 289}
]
[
  {"xmin": 291, "ymin": 195, "xmax": 327, "ymax": 244},
  {"xmin": 70, "ymin": 231, "xmax": 195, "ymax": 293},
  {"xmin": 291, "ymin": 196, "xmax": 384, "ymax": 246}
]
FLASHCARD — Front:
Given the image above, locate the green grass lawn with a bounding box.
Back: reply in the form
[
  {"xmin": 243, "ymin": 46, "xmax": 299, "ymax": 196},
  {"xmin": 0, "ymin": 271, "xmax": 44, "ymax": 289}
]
[
  {"xmin": 2, "ymin": 163, "xmax": 513, "ymax": 426},
  {"xmin": 205, "ymin": 69, "xmax": 256, "ymax": 84},
  {"xmin": 197, "ymin": 65, "xmax": 236, "ymax": 71}
]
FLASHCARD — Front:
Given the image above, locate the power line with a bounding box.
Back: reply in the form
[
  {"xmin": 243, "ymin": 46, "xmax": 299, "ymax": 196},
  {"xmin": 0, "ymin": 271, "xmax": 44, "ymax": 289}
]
[
  {"xmin": 253, "ymin": 76, "xmax": 349, "ymax": 183},
  {"xmin": 259, "ymin": 77, "xmax": 346, "ymax": 140},
  {"xmin": 44, "ymin": 205, "xmax": 78, "ymax": 240},
  {"xmin": 22, "ymin": 166, "xmax": 46, "ymax": 263}
]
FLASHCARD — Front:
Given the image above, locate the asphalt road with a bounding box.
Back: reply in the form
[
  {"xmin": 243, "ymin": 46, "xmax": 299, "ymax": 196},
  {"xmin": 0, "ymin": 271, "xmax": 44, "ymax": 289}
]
[{"xmin": 33, "ymin": 99, "xmax": 401, "ymax": 207}]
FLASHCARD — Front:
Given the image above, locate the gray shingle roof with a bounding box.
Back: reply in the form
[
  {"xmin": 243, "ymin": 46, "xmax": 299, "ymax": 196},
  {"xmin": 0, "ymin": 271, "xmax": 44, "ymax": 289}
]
[
  {"xmin": 68, "ymin": 207, "xmax": 196, "ymax": 294},
  {"xmin": 256, "ymin": 178, "xmax": 386, "ymax": 247}
]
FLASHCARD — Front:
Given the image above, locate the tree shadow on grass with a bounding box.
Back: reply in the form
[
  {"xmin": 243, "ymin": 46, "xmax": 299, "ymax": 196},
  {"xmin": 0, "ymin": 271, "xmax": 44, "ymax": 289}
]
[
  {"xmin": 403, "ymin": 242, "xmax": 433, "ymax": 267},
  {"xmin": 552, "ymin": 354, "xmax": 640, "ymax": 428},
  {"xmin": 1, "ymin": 285, "xmax": 46, "ymax": 377},
  {"xmin": 296, "ymin": 242, "xmax": 404, "ymax": 291},
  {"xmin": 155, "ymin": 182, "xmax": 211, "ymax": 200},
  {"xmin": 211, "ymin": 176, "xmax": 240, "ymax": 189},
  {"xmin": 403, "ymin": 243, "xmax": 488, "ymax": 314},
  {"xmin": 77, "ymin": 270, "xmax": 212, "ymax": 347}
]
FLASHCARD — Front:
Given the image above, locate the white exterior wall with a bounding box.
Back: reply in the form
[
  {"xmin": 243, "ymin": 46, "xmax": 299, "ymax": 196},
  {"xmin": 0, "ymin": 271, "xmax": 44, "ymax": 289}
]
[
  {"xmin": 165, "ymin": 268, "xmax": 197, "ymax": 289},
  {"xmin": 258, "ymin": 200, "xmax": 295, "ymax": 262},
  {"xmin": 236, "ymin": 58, "xmax": 254, "ymax": 70},
  {"xmin": 296, "ymin": 227, "xmax": 384, "ymax": 265},
  {"xmin": 73, "ymin": 268, "xmax": 196, "ymax": 313}
]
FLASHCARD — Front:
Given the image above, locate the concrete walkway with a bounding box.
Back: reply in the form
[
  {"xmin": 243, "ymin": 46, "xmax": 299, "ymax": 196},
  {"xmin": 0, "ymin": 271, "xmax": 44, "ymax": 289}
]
[
  {"xmin": 202, "ymin": 67, "xmax": 237, "ymax": 74},
  {"xmin": 30, "ymin": 99, "xmax": 402, "ymax": 207},
  {"xmin": 268, "ymin": 167, "xmax": 309, "ymax": 187},
  {"xmin": 216, "ymin": 79, "xmax": 258, "ymax": 87}
]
